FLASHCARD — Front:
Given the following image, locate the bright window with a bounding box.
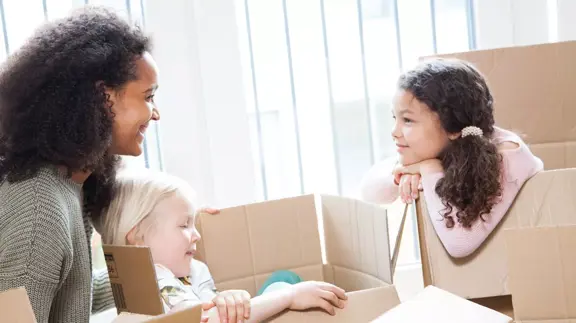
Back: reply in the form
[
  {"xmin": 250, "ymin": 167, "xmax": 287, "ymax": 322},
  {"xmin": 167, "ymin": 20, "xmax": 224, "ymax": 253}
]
[{"xmin": 238, "ymin": 0, "xmax": 474, "ymax": 265}]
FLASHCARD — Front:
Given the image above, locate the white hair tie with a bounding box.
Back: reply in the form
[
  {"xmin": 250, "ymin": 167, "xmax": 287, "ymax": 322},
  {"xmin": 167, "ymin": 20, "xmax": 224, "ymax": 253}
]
[{"xmin": 461, "ymin": 126, "xmax": 483, "ymax": 138}]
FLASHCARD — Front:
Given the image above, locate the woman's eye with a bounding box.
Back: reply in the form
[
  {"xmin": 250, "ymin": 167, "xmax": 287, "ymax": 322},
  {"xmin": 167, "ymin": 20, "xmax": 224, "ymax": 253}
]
[
  {"xmin": 146, "ymin": 94, "xmax": 155, "ymax": 102},
  {"xmin": 403, "ymin": 118, "xmax": 413, "ymax": 123}
]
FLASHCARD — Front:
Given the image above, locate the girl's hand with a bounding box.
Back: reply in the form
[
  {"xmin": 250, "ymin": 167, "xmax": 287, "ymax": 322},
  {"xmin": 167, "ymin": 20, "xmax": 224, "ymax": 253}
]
[
  {"xmin": 398, "ymin": 174, "xmax": 422, "ymax": 204},
  {"xmin": 203, "ymin": 290, "xmax": 251, "ymax": 323},
  {"xmin": 287, "ymin": 281, "xmax": 347, "ymax": 315},
  {"xmin": 392, "ymin": 159, "xmax": 441, "ymax": 204}
]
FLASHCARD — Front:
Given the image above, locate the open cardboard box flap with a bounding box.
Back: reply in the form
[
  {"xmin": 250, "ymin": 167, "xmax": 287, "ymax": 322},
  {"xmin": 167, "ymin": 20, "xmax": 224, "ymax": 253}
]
[
  {"xmin": 417, "ymin": 168, "xmax": 576, "ymax": 307},
  {"xmin": 103, "ymin": 194, "xmax": 404, "ymax": 322},
  {"xmin": 111, "ymin": 305, "xmax": 202, "ymax": 323},
  {"xmin": 0, "ymin": 287, "xmax": 37, "ymax": 323},
  {"xmin": 417, "ymin": 40, "xmax": 576, "ymax": 302},
  {"xmin": 195, "ymin": 194, "xmax": 394, "ymax": 294},
  {"xmin": 372, "ymin": 286, "xmax": 513, "ymax": 322},
  {"xmin": 505, "ymin": 225, "xmax": 576, "ymax": 323}
]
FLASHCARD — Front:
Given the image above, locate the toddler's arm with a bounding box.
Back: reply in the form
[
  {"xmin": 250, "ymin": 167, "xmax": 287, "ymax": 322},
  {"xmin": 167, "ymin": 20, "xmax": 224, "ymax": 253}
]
[{"xmin": 204, "ymin": 281, "xmax": 346, "ymax": 323}]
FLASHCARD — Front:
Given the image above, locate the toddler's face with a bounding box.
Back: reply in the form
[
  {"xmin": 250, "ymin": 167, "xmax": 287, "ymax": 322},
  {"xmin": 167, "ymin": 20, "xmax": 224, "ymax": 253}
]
[
  {"xmin": 144, "ymin": 193, "xmax": 200, "ymax": 277},
  {"xmin": 391, "ymin": 90, "xmax": 453, "ymax": 165}
]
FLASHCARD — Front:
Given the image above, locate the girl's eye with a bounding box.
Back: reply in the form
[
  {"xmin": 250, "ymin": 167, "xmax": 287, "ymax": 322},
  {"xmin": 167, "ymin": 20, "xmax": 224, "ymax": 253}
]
[
  {"xmin": 403, "ymin": 118, "xmax": 413, "ymax": 124},
  {"xmin": 146, "ymin": 94, "xmax": 155, "ymax": 102}
]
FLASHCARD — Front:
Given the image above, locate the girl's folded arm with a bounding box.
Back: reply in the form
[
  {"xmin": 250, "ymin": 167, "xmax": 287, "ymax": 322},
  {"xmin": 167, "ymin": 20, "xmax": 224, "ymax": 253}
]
[{"xmin": 420, "ymin": 145, "xmax": 543, "ymax": 258}]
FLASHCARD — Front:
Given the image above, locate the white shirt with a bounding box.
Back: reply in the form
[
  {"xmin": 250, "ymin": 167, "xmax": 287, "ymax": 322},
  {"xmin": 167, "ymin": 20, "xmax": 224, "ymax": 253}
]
[{"xmin": 155, "ymin": 259, "xmax": 218, "ymax": 313}]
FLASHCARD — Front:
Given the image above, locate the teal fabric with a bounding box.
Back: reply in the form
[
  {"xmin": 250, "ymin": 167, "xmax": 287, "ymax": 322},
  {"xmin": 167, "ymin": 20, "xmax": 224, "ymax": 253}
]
[{"xmin": 257, "ymin": 270, "xmax": 302, "ymax": 296}]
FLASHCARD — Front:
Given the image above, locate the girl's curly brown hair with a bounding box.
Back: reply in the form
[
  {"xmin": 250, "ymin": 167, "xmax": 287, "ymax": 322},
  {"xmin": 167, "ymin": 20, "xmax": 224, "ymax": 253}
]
[
  {"xmin": 0, "ymin": 7, "xmax": 151, "ymax": 220},
  {"xmin": 398, "ymin": 58, "xmax": 502, "ymax": 228}
]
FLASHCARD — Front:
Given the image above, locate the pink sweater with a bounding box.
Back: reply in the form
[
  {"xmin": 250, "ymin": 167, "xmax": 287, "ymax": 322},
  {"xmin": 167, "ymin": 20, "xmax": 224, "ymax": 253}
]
[{"xmin": 360, "ymin": 127, "xmax": 543, "ymax": 258}]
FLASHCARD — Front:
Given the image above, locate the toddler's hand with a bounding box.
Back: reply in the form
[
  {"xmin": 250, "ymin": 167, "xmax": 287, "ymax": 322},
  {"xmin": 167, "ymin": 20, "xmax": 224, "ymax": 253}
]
[
  {"xmin": 197, "ymin": 207, "xmax": 220, "ymax": 215},
  {"xmin": 203, "ymin": 290, "xmax": 251, "ymax": 323},
  {"xmin": 287, "ymin": 281, "xmax": 347, "ymax": 315}
]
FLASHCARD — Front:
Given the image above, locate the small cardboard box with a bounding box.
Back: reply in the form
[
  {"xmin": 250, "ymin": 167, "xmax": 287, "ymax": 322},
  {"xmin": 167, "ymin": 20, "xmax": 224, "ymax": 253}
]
[
  {"xmin": 416, "ymin": 168, "xmax": 576, "ymax": 312},
  {"xmin": 103, "ymin": 194, "xmax": 404, "ymax": 322},
  {"xmin": 0, "ymin": 287, "xmax": 37, "ymax": 323},
  {"xmin": 505, "ymin": 225, "xmax": 576, "ymax": 323}
]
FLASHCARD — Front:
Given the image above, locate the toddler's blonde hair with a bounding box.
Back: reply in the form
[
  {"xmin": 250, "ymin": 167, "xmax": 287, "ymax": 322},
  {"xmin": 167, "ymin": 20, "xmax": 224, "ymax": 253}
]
[{"xmin": 95, "ymin": 169, "xmax": 197, "ymax": 246}]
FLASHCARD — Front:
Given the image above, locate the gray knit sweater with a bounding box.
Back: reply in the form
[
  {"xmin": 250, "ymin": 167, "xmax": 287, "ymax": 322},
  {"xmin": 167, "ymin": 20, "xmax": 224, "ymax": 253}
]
[{"xmin": 0, "ymin": 167, "xmax": 116, "ymax": 322}]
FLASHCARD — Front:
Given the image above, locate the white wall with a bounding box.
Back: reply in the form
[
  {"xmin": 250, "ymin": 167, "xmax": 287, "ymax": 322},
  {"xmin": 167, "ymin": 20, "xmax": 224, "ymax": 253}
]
[{"xmin": 144, "ymin": 0, "xmax": 256, "ymax": 207}]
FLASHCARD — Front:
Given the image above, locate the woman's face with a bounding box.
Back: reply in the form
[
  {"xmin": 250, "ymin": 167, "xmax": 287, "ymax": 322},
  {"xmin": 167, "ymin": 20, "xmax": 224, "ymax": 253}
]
[{"xmin": 108, "ymin": 51, "xmax": 160, "ymax": 156}]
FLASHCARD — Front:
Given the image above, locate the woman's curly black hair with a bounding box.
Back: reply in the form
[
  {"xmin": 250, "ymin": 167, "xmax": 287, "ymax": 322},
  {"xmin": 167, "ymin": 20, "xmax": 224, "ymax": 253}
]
[
  {"xmin": 0, "ymin": 6, "xmax": 151, "ymax": 220},
  {"xmin": 398, "ymin": 58, "xmax": 502, "ymax": 229}
]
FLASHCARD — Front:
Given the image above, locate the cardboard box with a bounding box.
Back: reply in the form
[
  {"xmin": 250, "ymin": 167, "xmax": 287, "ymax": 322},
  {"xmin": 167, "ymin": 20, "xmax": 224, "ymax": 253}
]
[
  {"xmin": 505, "ymin": 225, "xmax": 576, "ymax": 323},
  {"xmin": 103, "ymin": 194, "xmax": 405, "ymax": 322},
  {"xmin": 416, "ymin": 168, "xmax": 576, "ymax": 314},
  {"xmin": 0, "ymin": 287, "xmax": 37, "ymax": 323},
  {"xmin": 415, "ymin": 39, "xmax": 576, "ymax": 310},
  {"xmin": 111, "ymin": 305, "xmax": 202, "ymax": 323},
  {"xmin": 372, "ymin": 286, "xmax": 513, "ymax": 322}
]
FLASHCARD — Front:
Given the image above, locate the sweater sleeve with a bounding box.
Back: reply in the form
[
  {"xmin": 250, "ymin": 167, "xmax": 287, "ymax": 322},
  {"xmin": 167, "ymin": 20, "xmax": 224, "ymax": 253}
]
[
  {"xmin": 360, "ymin": 156, "xmax": 400, "ymax": 204},
  {"xmin": 91, "ymin": 268, "xmax": 115, "ymax": 313},
  {"xmin": 420, "ymin": 143, "xmax": 544, "ymax": 258},
  {"xmin": 0, "ymin": 188, "xmax": 72, "ymax": 323}
]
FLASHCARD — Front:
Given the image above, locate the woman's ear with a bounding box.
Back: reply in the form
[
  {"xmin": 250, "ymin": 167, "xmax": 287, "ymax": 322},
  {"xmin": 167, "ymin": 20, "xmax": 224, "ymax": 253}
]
[{"xmin": 96, "ymin": 81, "xmax": 118, "ymax": 113}]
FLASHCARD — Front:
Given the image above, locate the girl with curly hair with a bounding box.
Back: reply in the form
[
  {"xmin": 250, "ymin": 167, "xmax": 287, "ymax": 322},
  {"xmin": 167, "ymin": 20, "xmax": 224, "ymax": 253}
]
[
  {"xmin": 0, "ymin": 6, "xmax": 159, "ymax": 323},
  {"xmin": 360, "ymin": 58, "xmax": 543, "ymax": 258}
]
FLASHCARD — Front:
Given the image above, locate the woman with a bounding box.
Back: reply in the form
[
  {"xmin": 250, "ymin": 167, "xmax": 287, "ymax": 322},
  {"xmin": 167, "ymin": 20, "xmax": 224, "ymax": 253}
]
[{"xmin": 0, "ymin": 7, "xmax": 159, "ymax": 323}]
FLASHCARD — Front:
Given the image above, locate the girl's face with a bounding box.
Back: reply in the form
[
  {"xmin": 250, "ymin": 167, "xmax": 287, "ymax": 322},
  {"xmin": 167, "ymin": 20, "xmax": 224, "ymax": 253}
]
[
  {"xmin": 137, "ymin": 193, "xmax": 200, "ymax": 278},
  {"xmin": 108, "ymin": 51, "xmax": 161, "ymax": 157},
  {"xmin": 391, "ymin": 90, "xmax": 455, "ymax": 165}
]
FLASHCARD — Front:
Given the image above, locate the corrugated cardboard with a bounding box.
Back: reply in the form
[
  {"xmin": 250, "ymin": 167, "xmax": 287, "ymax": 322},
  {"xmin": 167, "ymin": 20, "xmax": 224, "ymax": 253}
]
[
  {"xmin": 0, "ymin": 287, "xmax": 37, "ymax": 323},
  {"xmin": 268, "ymin": 286, "xmax": 400, "ymax": 323},
  {"xmin": 505, "ymin": 226, "xmax": 576, "ymax": 323},
  {"xmin": 372, "ymin": 286, "xmax": 513, "ymax": 322},
  {"xmin": 196, "ymin": 195, "xmax": 392, "ymax": 294},
  {"xmin": 103, "ymin": 245, "xmax": 164, "ymax": 315},
  {"xmin": 111, "ymin": 305, "xmax": 202, "ymax": 323},
  {"xmin": 416, "ymin": 169, "xmax": 576, "ymax": 308},
  {"xmin": 104, "ymin": 194, "xmax": 403, "ymax": 322}
]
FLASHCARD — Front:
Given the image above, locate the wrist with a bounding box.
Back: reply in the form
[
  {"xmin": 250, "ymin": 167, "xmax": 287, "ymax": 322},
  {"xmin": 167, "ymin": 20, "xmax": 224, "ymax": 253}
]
[
  {"xmin": 420, "ymin": 160, "xmax": 443, "ymax": 175},
  {"xmin": 284, "ymin": 285, "xmax": 296, "ymax": 309}
]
